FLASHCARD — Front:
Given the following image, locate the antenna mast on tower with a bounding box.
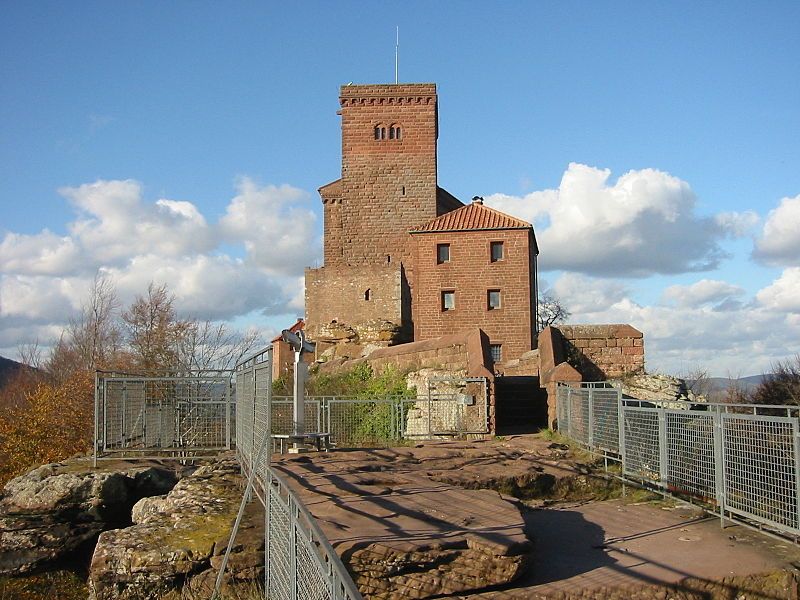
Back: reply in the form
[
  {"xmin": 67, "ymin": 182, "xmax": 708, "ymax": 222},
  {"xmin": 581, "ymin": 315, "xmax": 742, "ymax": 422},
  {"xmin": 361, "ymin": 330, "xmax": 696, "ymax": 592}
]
[{"xmin": 395, "ymin": 26, "xmax": 399, "ymax": 84}]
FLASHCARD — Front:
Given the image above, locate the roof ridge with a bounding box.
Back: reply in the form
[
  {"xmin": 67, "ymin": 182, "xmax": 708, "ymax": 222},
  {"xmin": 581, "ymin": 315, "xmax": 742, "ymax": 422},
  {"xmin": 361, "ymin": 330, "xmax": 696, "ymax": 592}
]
[{"xmin": 410, "ymin": 201, "xmax": 531, "ymax": 233}]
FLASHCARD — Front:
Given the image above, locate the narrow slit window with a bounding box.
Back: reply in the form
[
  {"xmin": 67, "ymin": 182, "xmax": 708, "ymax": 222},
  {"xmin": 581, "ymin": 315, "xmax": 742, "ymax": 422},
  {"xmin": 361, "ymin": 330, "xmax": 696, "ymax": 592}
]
[
  {"xmin": 490, "ymin": 241, "xmax": 504, "ymax": 262},
  {"xmin": 389, "ymin": 126, "xmax": 395, "ymax": 139},
  {"xmin": 364, "ymin": 289, "xmax": 371, "ymax": 301},
  {"xmin": 437, "ymin": 243, "xmax": 450, "ymax": 264},
  {"xmin": 396, "ymin": 126, "xmax": 401, "ymax": 139},
  {"xmin": 374, "ymin": 126, "xmax": 381, "ymax": 140},
  {"xmin": 441, "ymin": 290, "xmax": 455, "ymax": 311},
  {"xmin": 487, "ymin": 289, "xmax": 501, "ymax": 310}
]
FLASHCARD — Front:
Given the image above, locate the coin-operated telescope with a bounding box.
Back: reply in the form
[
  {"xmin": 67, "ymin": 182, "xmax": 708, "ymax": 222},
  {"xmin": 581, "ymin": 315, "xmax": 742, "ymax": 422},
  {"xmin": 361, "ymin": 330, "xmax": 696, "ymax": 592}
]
[{"xmin": 281, "ymin": 329, "xmax": 315, "ymax": 452}]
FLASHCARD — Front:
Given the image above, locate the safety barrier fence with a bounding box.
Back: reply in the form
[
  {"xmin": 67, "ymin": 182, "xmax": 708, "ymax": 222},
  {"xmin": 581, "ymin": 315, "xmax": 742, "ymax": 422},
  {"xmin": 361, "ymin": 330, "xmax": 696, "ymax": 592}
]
[
  {"xmin": 231, "ymin": 346, "xmax": 363, "ymax": 600},
  {"xmin": 557, "ymin": 383, "xmax": 800, "ymax": 539},
  {"xmin": 93, "ymin": 370, "xmax": 233, "ymax": 464}
]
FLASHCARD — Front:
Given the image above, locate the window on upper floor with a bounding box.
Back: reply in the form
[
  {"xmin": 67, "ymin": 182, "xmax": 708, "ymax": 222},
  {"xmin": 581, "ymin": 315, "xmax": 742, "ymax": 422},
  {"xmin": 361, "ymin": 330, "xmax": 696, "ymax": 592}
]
[
  {"xmin": 364, "ymin": 288, "xmax": 372, "ymax": 301},
  {"xmin": 490, "ymin": 344, "xmax": 502, "ymax": 362},
  {"xmin": 437, "ymin": 243, "xmax": 450, "ymax": 264},
  {"xmin": 374, "ymin": 125, "xmax": 386, "ymax": 140},
  {"xmin": 490, "ymin": 241, "xmax": 504, "ymax": 262},
  {"xmin": 389, "ymin": 124, "xmax": 402, "ymax": 140},
  {"xmin": 441, "ymin": 290, "xmax": 455, "ymax": 311},
  {"xmin": 487, "ymin": 289, "xmax": 501, "ymax": 310}
]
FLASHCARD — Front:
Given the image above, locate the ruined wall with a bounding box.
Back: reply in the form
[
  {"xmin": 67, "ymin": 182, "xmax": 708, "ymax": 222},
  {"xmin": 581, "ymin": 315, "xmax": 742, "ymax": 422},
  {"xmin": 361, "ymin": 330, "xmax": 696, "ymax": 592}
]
[
  {"xmin": 305, "ymin": 264, "xmax": 405, "ymax": 340},
  {"xmin": 557, "ymin": 324, "xmax": 644, "ymax": 380},
  {"xmin": 411, "ymin": 228, "xmax": 536, "ymax": 370}
]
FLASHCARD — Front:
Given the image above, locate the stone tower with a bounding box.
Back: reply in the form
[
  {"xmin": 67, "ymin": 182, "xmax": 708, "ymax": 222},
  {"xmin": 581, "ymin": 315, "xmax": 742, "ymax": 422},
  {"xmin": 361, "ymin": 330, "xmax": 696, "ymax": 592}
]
[
  {"xmin": 324, "ymin": 83, "xmax": 440, "ymax": 267},
  {"xmin": 307, "ymin": 83, "xmax": 462, "ymax": 348}
]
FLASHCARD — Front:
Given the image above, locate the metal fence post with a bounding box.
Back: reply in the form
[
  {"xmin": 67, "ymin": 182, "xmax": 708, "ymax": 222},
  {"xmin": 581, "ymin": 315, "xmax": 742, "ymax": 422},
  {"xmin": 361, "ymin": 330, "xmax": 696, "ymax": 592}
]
[
  {"xmin": 658, "ymin": 406, "xmax": 668, "ymax": 488},
  {"xmin": 712, "ymin": 407, "xmax": 726, "ymax": 527},
  {"xmin": 793, "ymin": 420, "xmax": 800, "ymax": 531},
  {"xmin": 587, "ymin": 388, "xmax": 595, "ymax": 448},
  {"xmin": 290, "ymin": 498, "xmax": 299, "ymax": 600},
  {"xmin": 618, "ymin": 394, "xmax": 627, "ymax": 474},
  {"xmin": 225, "ymin": 378, "xmax": 232, "ymax": 450},
  {"xmin": 93, "ymin": 373, "xmax": 100, "ymax": 468}
]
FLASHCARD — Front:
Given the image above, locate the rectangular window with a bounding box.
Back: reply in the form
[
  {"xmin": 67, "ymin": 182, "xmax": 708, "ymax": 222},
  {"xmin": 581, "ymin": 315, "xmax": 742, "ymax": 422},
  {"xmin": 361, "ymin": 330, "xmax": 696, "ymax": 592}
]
[
  {"xmin": 487, "ymin": 289, "xmax": 501, "ymax": 310},
  {"xmin": 441, "ymin": 290, "xmax": 455, "ymax": 311},
  {"xmin": 490, "ymin": 344, "xmax": 502, "ymax": 362},
  {"xmin": 437, "ymin": 243, "xmax": 450, "ymax": 264},
  {"xmin": 490, "ymin": 241, "xmax": 504, "ymax": 262}
]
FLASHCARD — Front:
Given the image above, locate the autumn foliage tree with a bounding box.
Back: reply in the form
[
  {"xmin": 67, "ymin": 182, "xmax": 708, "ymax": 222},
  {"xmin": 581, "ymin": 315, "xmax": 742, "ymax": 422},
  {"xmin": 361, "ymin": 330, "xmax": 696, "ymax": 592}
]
[{"xmin": 0, "ymin": 277, "xmax": 260, "ymax": 485}]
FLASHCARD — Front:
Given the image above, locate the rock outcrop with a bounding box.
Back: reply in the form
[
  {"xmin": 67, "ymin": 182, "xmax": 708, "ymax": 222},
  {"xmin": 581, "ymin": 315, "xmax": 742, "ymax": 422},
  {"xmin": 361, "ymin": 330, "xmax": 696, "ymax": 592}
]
[
  {"xmin": 88, "ymin": 457, "xmax": 262, "ymax": 600},
  {"xmin": 0, "ymin": 460, "xmax": 177, "ymax": 575},
  {"xmin": 622, "ymin": 373, "xmax": 706, "ymax": 405},
  {"xmin": 274, "ymin": 438, "xmax": 606, "ymax": 599}
]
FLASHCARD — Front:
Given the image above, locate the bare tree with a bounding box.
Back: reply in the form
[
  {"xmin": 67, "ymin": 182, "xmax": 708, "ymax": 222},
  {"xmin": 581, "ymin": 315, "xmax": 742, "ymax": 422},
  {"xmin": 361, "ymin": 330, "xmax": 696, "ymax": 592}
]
[
  {"xmin": 66, "ymin": 273, "xmax": 121, "ymax": 371},
  {"xmin": 177, "ymin": 320, "xmax": 261, "ymax": 371},
  {"xmin": 537, "ymin": 292, "xmax": 571, "ymax": 331},
  {"xmin": 17, "ymin": 339, "xmax": 43, "ymax": 370},
  {"xmin": 751, "ymin": 355, "xmax": 800, "ymax": 406}
]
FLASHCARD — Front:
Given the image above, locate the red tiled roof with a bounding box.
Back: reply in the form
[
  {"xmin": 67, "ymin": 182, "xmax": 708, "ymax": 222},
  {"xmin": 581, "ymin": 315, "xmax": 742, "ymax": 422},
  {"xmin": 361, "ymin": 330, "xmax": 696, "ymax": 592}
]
[
  {"xmin": 271, "ymin": 318, "xmax": 304, "ymax": 343},
  {"xmin": 410, "ymin": 201, "xmax": 531, "ymax": 233}
]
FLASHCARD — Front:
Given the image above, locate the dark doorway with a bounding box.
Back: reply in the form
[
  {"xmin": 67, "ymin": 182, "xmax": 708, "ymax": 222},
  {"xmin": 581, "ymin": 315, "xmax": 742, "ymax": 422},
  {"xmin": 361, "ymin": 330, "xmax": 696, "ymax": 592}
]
[{"xmin": 495, "ymin": 376, "xmax": 549, "ymax": 435}]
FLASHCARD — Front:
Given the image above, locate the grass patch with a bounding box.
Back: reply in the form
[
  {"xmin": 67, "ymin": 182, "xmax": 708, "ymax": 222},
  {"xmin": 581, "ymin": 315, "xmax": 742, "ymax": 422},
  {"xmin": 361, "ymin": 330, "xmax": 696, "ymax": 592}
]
[{"xmin": 0, "ymin": 571, "xmax": 88, "ymax": 600}]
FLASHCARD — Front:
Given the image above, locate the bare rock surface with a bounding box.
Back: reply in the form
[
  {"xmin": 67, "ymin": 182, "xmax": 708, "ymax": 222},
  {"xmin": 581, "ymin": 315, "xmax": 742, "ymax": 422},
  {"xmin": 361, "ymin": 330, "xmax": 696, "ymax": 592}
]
[
  {"xmin": 0, "ymin": 459, "xmax": 178, "ymax": 575},
  {"xmin": 274, "ymin": 437, "xmax": 601, "ymax": 599},
  {"xmin": 622, "ymin": 373, "xmax": 706, "ymax": 405},
  {"xmin": 88, "ymin": 456, "xmax": 263, "ymax": 600}
]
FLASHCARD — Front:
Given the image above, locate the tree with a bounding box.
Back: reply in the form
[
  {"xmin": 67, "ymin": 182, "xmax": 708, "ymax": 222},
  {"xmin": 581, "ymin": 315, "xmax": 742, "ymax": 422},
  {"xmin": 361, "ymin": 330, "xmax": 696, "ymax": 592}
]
[
  {"xmin": 750, "ymin": 356, "xmax": 800, "ymax": 406},
  {"xmin": 0, "ymin": 370, "xmax": 94, "ymax": 485},
  {"xmin": 537, "ymin": 292, "xmax": 571, "ymax": 331},
  {"xmin": 122, "ymin": 283, "xmax": 190, "ymax": 373},
  {"xmin": 177, "ymin": 320, "xmax": 261, "ymax": 371},
  {"xmin": 66, "ymin": 273, "xmax": 121, "ymax": 372}
]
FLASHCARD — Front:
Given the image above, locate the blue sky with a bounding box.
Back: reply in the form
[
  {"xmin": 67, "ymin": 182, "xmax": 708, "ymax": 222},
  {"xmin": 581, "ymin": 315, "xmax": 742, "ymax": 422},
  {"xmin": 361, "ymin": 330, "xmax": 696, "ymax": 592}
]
[{"xmin": 1, "ymin": 2, "xmax": 798, "ymax": 376}]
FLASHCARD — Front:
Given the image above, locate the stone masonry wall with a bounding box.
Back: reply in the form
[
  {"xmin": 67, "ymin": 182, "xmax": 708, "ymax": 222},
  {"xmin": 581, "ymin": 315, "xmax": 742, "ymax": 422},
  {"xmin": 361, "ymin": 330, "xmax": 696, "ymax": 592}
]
[
  {"xmin": 411, "ymin": 227, "xmax": 536, "ymax": 371},
  {"xmin": 557, "ymin": 324, "xmax": 644, "ymax": 380},
  {"xmin": 305, "ymin": 264, "xmax": 404, "ymax": 340},
  {"xmin": 338, "ymin": 84, "xmax": 439, "ymax": 268}
]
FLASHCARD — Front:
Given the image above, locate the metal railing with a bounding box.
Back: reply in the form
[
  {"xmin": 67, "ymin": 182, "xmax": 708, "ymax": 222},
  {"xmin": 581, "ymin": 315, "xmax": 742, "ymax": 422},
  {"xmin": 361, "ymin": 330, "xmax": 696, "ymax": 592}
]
[
  {"xmin": 557, "ymin": 382, "xmax": 800, "ymax": 539},
  {"xmin": 94, "ymin": 370, "xmax": 233, "ymax": 463},
  {"xmin": 230, "ymin": 346, "xmax": 362, "ymax": 600}
]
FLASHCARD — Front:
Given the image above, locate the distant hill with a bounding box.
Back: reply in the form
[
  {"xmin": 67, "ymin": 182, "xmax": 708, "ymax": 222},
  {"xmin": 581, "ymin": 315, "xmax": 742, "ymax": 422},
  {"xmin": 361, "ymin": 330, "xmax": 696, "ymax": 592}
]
[
  {"xmin": 688, "ymin": 374, "xmax": 772, "ymax": 402},
  {"xmin": 0, "ymin": 355, "xmax": 30, "ymax": 389}
]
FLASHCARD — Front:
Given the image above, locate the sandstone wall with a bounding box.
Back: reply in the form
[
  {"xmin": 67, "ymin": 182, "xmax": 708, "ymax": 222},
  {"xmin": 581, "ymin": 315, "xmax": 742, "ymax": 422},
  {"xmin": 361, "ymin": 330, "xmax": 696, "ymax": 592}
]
[
  {"xmin": 305, "ymin": 264, "xmax": 406, "ymax": 342},
  {"xmin": 410, "ymin": 227, "xmax": 536, "ymax": 370},
  {"xmin": 557, "ymin": 324, "xmax": 644, "ymax": 380},
  {"xmin": 338, "ymin": 84, "xmax": 439, "ymax": 267}
]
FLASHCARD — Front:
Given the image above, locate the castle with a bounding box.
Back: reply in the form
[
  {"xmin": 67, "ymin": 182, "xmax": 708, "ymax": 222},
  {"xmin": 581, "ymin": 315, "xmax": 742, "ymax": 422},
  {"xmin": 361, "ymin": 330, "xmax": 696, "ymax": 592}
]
[{"xmin": 305, "ymin": 83, "xmax": 539, "ymax": 371}]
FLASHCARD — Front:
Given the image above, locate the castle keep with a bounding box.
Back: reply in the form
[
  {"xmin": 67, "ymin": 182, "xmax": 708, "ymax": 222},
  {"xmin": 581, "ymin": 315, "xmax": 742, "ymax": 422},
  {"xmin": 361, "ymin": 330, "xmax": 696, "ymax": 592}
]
[{"xmin": 305, "ymin": 83, "xmax": 539, "ymax": 370}]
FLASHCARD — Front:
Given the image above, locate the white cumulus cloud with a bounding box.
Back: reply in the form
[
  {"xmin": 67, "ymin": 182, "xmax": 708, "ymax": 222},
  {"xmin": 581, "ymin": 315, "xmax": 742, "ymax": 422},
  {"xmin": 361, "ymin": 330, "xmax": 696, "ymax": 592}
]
[
  {"xmin": 756, "ymin": 267, "xmax": 800, "ymax": 312},
  {"xmin": 753, "ymin": 195, "xmax": 800, "ymax": 266},
  {"xmin": 661, "ymin": 279, "xmax": 745, "ymax": 308},
  {"xmin": 220, "ymin": 178, "xmax": 320, "ymax": 275},
  {"xmin": 486, "ymin": 163, "xmax": 729, "ymax": 277}
]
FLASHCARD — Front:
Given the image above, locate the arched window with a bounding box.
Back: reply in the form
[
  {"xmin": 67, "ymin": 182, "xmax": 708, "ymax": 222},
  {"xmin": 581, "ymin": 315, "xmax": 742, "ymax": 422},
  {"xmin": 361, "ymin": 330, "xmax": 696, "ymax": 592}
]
[
  {"xmin": 389, "ymin": 124, "xmax": 402, "ymax": 140},
  {"xmin": 389, "ymin": 126, "xmax": 395, "ymax": 139}
]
